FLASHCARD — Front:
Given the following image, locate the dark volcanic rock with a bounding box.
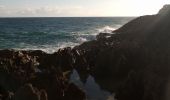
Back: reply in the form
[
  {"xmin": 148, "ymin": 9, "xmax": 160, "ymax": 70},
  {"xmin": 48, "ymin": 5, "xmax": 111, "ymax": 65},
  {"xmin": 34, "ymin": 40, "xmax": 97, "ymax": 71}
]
[
  {"xmin": 0, "ymin": 50, "xmax": 38, "ymax": 91},
  {"xmin": 14, "ymin": 84, "xmax": 48, "ymax": 100},
  {"xmin": 0, "ymin": 85, "xmax": 13, "ymax": 100},
  {"xmin": 0, "ymin": 49, "xmax": 86, "ymax": 100},
  {"xmin": 30, "ymin": 70, "xmax": 86, "ymax": 100},
  {"xmin": 158, "ymin": 4, "xmax": 170, "ymax": 15},
  {"xmin": 73, "ymin": 5, "xmax": 170, "ymax": 100}
]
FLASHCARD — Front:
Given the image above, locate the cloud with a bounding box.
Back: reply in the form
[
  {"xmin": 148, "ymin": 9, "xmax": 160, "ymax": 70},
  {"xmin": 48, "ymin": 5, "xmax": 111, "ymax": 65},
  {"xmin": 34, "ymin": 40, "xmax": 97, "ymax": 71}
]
[
  {"xmin": 0, "ymin": 5, "xmax": 8, "ymax": 16},
  {"xmin": 0, "ymin": 5, "xmax": 5, "ymax": 8},
  {"xmin": 0, "ymin": 5, "xmax": 113, "ymax": 17},
  {"xmin": 0, "ymin": 6, "xmax": 89, "ymax": 17},
  {"xmin": 0, "ymin": 5, "xmax": 5, "ymax": 10},
  {"xmin": 35, "ymin": 6, "xmax": 86, "ymax": 16}
]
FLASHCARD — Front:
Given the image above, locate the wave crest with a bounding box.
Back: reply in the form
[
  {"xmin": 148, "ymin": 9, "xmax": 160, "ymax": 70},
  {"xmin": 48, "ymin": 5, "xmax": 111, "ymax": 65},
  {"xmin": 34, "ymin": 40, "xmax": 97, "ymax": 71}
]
[{"xmin": 97, "ymin": 26, "xmax": 116, "ymax": 33}]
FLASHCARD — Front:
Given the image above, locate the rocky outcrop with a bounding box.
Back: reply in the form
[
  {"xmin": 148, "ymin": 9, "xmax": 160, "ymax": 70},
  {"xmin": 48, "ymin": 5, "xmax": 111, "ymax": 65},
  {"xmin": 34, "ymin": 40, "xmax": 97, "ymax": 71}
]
[
  {"xmin": 158, "ymin": 5, "xmax": 170, "ymax": 15},
  {"xmin": 0, "ymin": 49, "xmax": 86, "ymax": 100},
  {"xmin": 73, "ymin": 4, "xmax": 170, "ymax": 100}
]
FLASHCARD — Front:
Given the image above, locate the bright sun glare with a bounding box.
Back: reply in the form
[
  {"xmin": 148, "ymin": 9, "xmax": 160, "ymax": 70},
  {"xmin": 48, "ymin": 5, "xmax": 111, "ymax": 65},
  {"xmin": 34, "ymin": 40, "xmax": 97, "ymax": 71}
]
[{"xmin": 107, "ymin": 0, "xmax": 170, "ymax": 16}]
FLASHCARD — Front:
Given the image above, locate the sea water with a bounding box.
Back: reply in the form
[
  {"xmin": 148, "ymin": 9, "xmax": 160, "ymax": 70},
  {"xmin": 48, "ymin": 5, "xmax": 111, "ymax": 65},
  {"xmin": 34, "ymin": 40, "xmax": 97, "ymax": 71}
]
[{"xmin": 0, "ymin": 17, "xmax": 134, "ymax": 53}]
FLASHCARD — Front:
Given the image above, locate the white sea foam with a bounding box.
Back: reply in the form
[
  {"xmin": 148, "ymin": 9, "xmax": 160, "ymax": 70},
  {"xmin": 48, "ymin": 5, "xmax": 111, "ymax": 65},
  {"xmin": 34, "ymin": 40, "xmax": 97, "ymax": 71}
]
[
  {"xmin": 13, "ymin": 25, "xmax": 119, "ymax": 54},
  {"xmin": 97, "ymin": 26, "xmax": 116, "ymax": 33},
  {"xmin": 15, "ymin": 42, "xmax": 79, "ymax": 54},
  {"xmin": 71, "ymin": 31, "xmax": 96, "ymax": 42},
  {"xmin": 76, "ymin": 37, "xmax": 87, "ymax": 43},
  {"xmin": 71, "ymin": 26, "xmax": 116, "ymax": 42}
]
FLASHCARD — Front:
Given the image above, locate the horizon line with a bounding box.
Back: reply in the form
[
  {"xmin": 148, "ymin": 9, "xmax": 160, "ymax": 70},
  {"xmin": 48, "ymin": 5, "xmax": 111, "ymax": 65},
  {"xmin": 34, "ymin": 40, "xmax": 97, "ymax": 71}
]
[{"xmin": 0, "ymin": 16, "xmax": 138, "ymax": 18}]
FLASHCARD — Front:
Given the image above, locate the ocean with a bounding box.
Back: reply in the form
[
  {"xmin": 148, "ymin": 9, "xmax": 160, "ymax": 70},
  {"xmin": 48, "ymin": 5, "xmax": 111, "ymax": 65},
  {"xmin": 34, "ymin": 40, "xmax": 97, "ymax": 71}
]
[{"xmin": 0, "ymin": 17, "xmax": 134, "ymax": 53}]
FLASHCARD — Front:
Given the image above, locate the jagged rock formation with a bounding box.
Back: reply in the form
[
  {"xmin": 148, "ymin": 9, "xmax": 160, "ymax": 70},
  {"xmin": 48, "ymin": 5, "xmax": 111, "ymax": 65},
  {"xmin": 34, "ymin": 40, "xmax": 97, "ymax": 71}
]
[{"xmin": 0, "ymin": 49, "xmax": 86, "ymax": 100}]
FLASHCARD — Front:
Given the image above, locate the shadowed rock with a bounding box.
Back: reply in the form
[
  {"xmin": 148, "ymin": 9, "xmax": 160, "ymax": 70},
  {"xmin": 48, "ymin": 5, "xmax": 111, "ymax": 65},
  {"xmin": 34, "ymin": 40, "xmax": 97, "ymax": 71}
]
[
  {"xmin": 158, "ymin": 4, "xmax": 170, "ymax": 15},
  {"xmin": 14, "ymin": 84, "xmax": 48, "ymax": 100},
  {"xmin": 73, "ymin": 4, "xmax": 170, "ymax": 100},
  {"xmin": 0, "ymin": 49, "xmax": 86, "ymax": 100}
]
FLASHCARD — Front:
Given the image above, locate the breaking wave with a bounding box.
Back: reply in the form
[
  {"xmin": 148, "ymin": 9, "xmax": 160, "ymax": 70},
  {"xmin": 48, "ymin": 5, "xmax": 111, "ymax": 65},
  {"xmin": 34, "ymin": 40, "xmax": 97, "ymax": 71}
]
[
  {"xmin": 97, "ymin": 26, "xmax": 116, "ymax": 33},
  {"xmin": 12, "ymin": 25, "xmax": 118, "ymax": 53}
]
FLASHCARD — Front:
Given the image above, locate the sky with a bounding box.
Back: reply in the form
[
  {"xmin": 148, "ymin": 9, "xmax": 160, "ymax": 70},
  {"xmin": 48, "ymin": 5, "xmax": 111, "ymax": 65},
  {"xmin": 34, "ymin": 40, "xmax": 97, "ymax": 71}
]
[{"xmin": 0, "ymin": 0, "xmax": 170, "ymax": 17}]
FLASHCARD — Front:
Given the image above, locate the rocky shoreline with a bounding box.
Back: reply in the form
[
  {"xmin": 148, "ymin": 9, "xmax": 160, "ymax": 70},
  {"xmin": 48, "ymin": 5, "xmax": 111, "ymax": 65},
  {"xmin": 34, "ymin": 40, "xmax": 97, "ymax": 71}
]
[
  {"xmin": 0, "ymin": 49, "xmax": 86, "ymax": 100},
  {"xmin": 1, "ymin": 5, "xmax": 170, "ymax": 100}
]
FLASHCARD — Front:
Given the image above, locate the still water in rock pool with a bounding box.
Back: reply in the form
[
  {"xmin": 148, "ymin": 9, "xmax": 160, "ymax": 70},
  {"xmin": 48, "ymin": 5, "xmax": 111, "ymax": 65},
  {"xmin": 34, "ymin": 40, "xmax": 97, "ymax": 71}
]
[{"xmin": 70, "ymin": 70, "xmax": 115, "ymax": 100}]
